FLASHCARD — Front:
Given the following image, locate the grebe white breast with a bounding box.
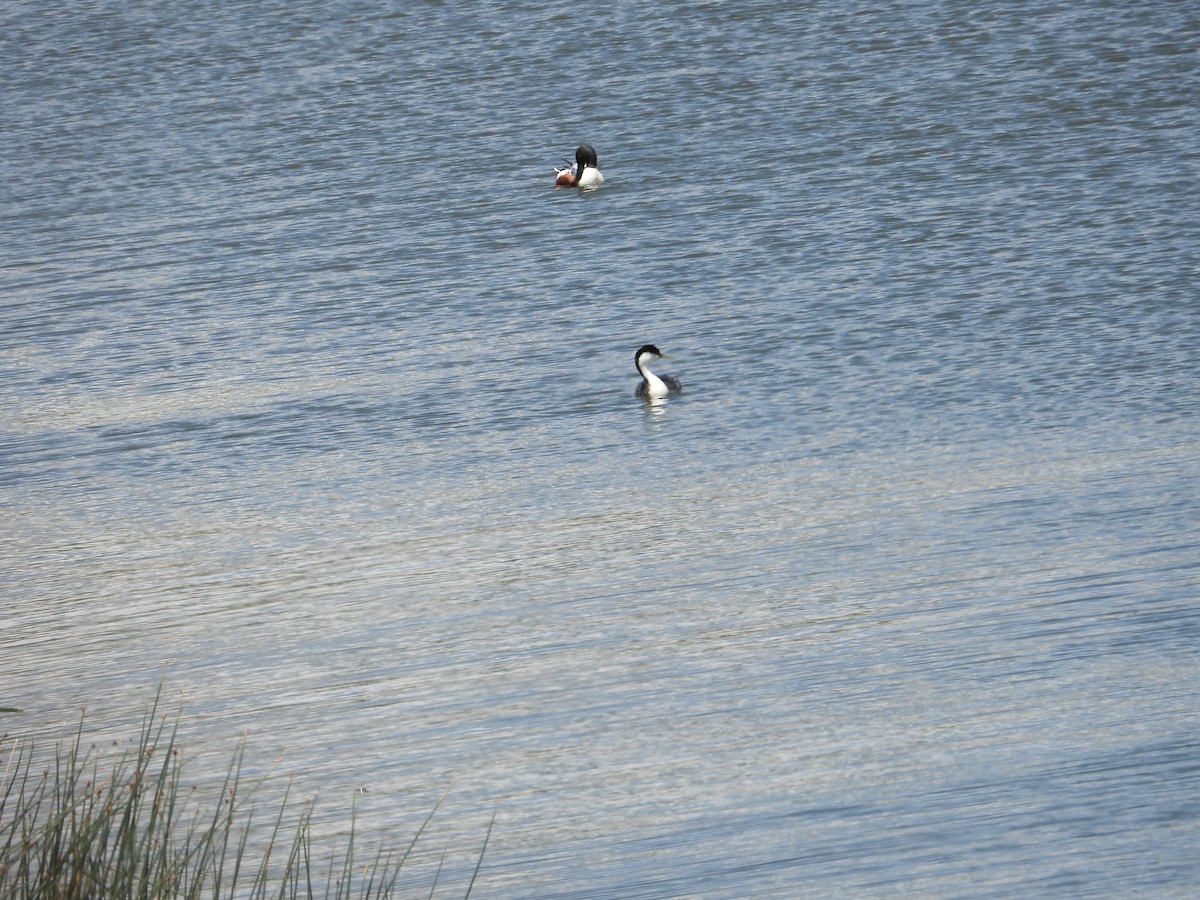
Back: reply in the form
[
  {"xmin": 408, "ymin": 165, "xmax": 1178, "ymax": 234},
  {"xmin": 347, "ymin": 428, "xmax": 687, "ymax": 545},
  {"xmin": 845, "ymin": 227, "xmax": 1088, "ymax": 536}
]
[{"xmin": 634, "ymin": 344, "xmax": 683, "ymax": 399}]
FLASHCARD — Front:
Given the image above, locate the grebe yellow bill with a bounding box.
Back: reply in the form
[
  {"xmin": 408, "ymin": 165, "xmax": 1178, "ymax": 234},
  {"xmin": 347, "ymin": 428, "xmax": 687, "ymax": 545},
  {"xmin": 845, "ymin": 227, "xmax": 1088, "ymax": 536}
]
[
  {"xmin": 554, "ymin": 143, "xmax": 604, "ymax": 189},
  {"xmin": 634, "ymin": 344, "xmax": 683, "ymax": 399}
]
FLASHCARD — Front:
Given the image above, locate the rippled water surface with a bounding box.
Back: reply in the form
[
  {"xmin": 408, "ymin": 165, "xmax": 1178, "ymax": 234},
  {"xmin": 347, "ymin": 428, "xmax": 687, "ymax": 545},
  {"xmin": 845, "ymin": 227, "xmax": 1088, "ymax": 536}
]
[{"xmin": 3, "ymin": 0, "xmax": 1199, "ymax": 896}]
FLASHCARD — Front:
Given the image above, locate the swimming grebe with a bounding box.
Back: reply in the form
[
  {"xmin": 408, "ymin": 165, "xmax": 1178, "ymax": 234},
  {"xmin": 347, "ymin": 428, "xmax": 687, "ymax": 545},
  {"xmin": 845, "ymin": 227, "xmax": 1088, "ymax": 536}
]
[
  {"xmin": 554, "ymin": 143, "xmax": 604, "ymax": 189},
  {"xmin": 634, "ymin": 344, "xmax": 683, "ymax": 399}
]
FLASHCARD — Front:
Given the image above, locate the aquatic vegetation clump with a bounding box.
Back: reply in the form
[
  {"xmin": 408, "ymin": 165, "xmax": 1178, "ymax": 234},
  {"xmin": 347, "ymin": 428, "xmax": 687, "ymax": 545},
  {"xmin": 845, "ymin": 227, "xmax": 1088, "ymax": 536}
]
[{"xmin": 0, "ymin": 692, "xmax": 491, "ymax": 899}]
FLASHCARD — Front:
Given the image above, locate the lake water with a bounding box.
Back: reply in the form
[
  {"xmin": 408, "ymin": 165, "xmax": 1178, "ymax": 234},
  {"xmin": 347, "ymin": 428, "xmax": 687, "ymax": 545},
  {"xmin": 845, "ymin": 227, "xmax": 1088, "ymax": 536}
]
[{"xmin": 2, "ymin": 0, "xmax": 1199, "ymax": 896}]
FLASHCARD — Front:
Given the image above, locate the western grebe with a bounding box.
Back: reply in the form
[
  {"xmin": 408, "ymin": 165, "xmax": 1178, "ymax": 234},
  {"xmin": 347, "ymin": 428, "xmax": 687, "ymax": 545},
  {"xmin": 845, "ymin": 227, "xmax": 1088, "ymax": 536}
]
[
  {"xmin": 634, "ymin": 344, "xmax": 683, "ymax": 399},
  {"xmin": 554, "ymin": 143, "xmax": 604, "ymax": 189}
]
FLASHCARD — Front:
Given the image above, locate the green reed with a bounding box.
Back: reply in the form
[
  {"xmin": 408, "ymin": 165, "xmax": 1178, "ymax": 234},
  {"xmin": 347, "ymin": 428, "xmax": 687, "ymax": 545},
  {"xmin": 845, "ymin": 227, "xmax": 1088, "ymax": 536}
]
[{"xmin": 0, "ymin": 691, "xmax": 491, "ymax": 899}]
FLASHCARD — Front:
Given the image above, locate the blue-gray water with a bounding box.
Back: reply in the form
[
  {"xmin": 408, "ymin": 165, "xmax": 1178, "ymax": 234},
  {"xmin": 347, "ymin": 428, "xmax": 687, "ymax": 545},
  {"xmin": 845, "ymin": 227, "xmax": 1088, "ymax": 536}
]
[{"xmin": 3, "ymin": 0, "xmax": 1199, "ymax": 896}]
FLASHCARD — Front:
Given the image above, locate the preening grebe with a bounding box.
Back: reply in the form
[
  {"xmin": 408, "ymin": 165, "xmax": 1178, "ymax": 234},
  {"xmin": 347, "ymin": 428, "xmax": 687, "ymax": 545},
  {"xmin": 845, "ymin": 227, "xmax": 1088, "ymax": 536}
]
[
  {"xmin": 554, "ymin": 143, "xmax": 605, "ymax": 189},
  {"xmin": 634, "ymin": 344, "xmax": 683, "ymax": 399}
]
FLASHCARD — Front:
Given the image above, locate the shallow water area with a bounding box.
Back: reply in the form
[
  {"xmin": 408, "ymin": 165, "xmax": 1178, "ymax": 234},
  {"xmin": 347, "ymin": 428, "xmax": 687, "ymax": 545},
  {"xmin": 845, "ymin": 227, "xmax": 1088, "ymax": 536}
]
[{"xmin": 3, "ymin": 0, "xmax": 1199, "ymax": 896}]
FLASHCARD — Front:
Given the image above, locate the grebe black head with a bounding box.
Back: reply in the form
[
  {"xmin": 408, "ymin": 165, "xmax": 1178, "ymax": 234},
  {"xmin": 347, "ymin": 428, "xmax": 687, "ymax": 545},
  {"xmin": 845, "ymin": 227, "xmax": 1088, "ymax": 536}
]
[
  {"xmin": 634, "ymin": 344, "xmax": 683, "ymax": 399},
  {"xmin": 635, "ymin": 344, "xmax": 662, "ymax": 363},
  {"xmin": 576, "ymin": 143, "xmax": 599, "ymax": 172}
]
